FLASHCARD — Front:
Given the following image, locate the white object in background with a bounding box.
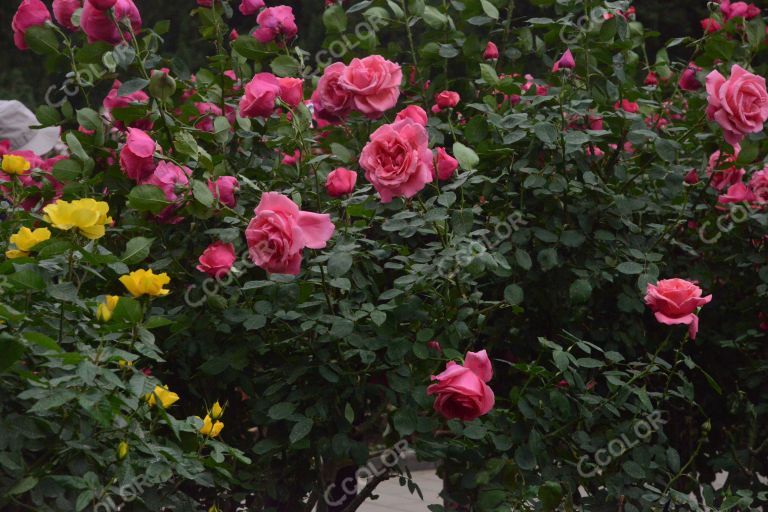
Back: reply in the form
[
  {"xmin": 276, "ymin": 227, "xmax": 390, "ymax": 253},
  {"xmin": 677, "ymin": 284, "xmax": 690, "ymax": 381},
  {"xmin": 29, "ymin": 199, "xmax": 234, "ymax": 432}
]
[{"xmin": 0, "ymin": 100, "xmax": 60, "ymax": 156}]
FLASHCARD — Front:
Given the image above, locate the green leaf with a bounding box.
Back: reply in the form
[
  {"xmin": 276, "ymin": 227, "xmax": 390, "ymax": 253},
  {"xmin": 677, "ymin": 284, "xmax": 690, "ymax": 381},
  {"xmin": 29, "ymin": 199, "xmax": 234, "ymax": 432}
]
[
  {"xmin": 393, "ymin": 408, "xmax": 417, "ymax": 436},
  {"xmin": 0, "ymin": 334, "xmax": 25, "ymax": 373},
  {"xmin": 24, "ymin": 26, "xmax": 59, "ymax": 56},
  {"xmin": 9, "ymin": 270, "xmax": 46, "ymax": 291},
  {"xmin": 117, "ymin": 78, "xmax": 149, "ymax": 96},
  {"xmin": 327, "ymin": 253, "xmax": 353, "ymax": 277},
  {"xmin": 480, "ymin": 0, "xmax": 499, "ymax": 19},
  {"xmin": 514, "ymin": 445, "xmax": 536, "ymax": 470},
  {"xmin": 422, "ymin": 6, "xmax": 447, "ymax": 28},
  {"xmin": 76, "ymin": 108, "xmax": 102, "ymax": 131},
  {"xmin": 7, "ymin": 476, "xmax": 38, "ymax": 496},
  {"xmin": 533, "ymin": 122, "xmax": 558, "ymax": 144},
  {"xmin": 270, "ymin": 55, "xmax": 300, "ymax": 77},
  {"xmin": 617, "ymin": 261, "xmax": 644, "ymax": 274},
  {"xmin": 323, "ymin": 4, "xmax": 348, "ymax": 32},
  {"xmin": 479, "ymin": 63, "xmax": 499, "ymax": 87},
  {"xmin": 289, "ymin": 418, "xmax": 313, "ymax": 444},
  {"xmin": 23, "ymin": 332, "xmax": 62, "ymax": 352},
  {"xmin": 503, "ymin": 284, "xmax": 524, "ymax": 305},
  {"xmin": 268, "ymin": 402, "xmax": 296, "ymax": 420},
  {"xmin": 569, "ymin": 279, "xmax": 592, "ymax": 303},
  {"xmin": 452, "ymin": 142, "xmax": 479, "ymax": 170},
  {"xmin": 622, "ymin": 460, "xmax": 646, "ymax": 479},
  {"xmin": 122, "ymin": 237, "xmax": 154, "ymax": 265},
  {"xmin": 192, "ymin": 180, "xmax": 214, "ymax": 207},
  {"xmin": 538, "ymin": 481, "xmax": 563, "ymax": 511},
  {"xmin": 111, "ymin": 297, "xmax": 143, "ymax": 324},
  {"xmin": 515, "ymin": 249, "xmax": 532, "ymax": 270},
  {"xmin": 128, "ymin": 185, "xmax": 170, "ymax": 214}
]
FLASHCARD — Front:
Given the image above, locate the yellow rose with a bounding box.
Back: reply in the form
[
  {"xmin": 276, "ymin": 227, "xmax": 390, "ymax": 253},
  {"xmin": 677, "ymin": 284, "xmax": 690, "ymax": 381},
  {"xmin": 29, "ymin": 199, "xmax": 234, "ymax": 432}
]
[
  {"xmin": 145, "ymin": 385, "xmax": 180, "ymax": 409},
  {"xmin": 198, "ymin": 415, "xmax": 224, "ymax": 438},
  {"xmin": 119, "ymin": 269, "xmax": 171, "ymax": 298},
  {"xmin": 1, "ymin": 155, "xmax": 31, "ymax": 175},
  {"xmin": 210, "ymin": 401, "xmax": 224, "ymax": 420},
  {"xmin": 42, "ymin": 199, "xmax": 113, "ymax": 240},
  {"xmin": 5, "ymin": 227, "xmax": 51, "ymax": 259},
  {"xmin": 96, "ymin": 295, "xmax": 120, "ymax": 322}
]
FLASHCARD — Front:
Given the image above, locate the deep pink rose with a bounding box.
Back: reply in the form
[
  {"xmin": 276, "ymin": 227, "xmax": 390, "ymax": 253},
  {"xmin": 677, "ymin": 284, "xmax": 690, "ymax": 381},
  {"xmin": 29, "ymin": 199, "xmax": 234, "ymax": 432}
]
[
  {"xmin": 325, "ymin": 168, "xmax": 357, "ymax": 197},
  {"xmin": 53, "ymin": 0, "xmax": 81, "ymax": 31},
  {"xmin": 678, "ymin": 64, "xmax": 702, "ymax": 92},
  {"xmin": 239, "ymin": 0, "xmax": 265, "ymax": 15},
  {"xmin": 119, "ymin": 128, "xmax": 156, "ymax": 181},
  {"xmin": 644, "ymin": 278, "xmax": 712, "ymax": 340},
  {"xmin": 614, "ymin": 99, "xmax": 640, "ymax": 113},
  {"xmin": 12, "ymin": 0, "xmax": 51, "ymax": 51},
  {"xmin": 552, "ymin": 49, "xmax": 575, "ymax": 72},
  {"xmin": 88, "ymin": 0, "xmax": 117, "ymax": 8},
  {"xmin": 644, "ymin": 72, "xmax": 659, "ymax": 86},
  {"xmin": 483, "ymin": 41, "xmax": 499, "ymax": 60},
  {"xmin": 252, "ymin": 6, "xmax": 297, "ymax": 44},
  {"xmin": 239, "ymin": 72, "xmax": 281, "ymax": 118},
  {"xmin": 339, "ymin": 55, "xmax": 402, "ymax": 119},
  {"xmin": 427, "ymin": 349, "xmax": 495, "ymax": 421},
  {"xmin": 395, "ymin": 105, "xmax": 428, "ymax": 126},
  {"xmin": 245, "ymin": 192, "xmax": 335, "ymax": 275},
  {"xmin": 104, "ymin": 80, "xmax": 152, "ymax": 130},
  {"xmin": 435, "ymin": 90, "xmax": 460, "ymax": 109},
  {"xmin": 81, "ymin": 0, "xmax": 141, "ymax": 45},
  {"xmin": 278, "ymin": 77, "xmax": 304, "ymax": 108},
  {"xmin": 311, "ymin": 62, "xmax": 354, "ymax": 124},
  {"xmin": 684, "ymin": 169, "xmax": 699, "ymax": 185},
  {"xmin": 706, "ymin": 146, "xmax": 744, "ymax": 191},
  {"xmin": 435, "ymin": 147, "xmax": 458, "ymax": 181},
  {"xmin": 720, "ymin": 0, "xmax": 761, "ymax": 20},
  {"xmin": 359, "ymin": 118, "xmax": 434, "ymax": 203},
  {"xmin": 208, "ymin": 176, "xmax": 239, "ymax": 208},
  {"xmin": 700, "ymin": 18, "xmax": 722, "ymax": 33},
  {"xmin": 706, "ymin": 65, "xmax": 768, "ymax": 146},
  {"xmin": 281, "ymin": 150, "xmax": 300, "ymax": 166},
  {"xmin": 718, "ymin": 181, "xmax": 754, "ymax": 204},
  {"xmin": 197, "ymin": 241, "xmax": 237, "ymax": 278}
]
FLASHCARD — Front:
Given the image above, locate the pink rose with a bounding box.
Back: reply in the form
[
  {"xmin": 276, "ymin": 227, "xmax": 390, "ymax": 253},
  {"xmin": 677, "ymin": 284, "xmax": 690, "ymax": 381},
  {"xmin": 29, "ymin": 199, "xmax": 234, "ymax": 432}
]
[
  {"xmin": 194, "ymin": 102, "xmax": 223, "ymax": 132},
  {"xmin": 700, "ymin": 18, "xmax": 722, "ymax": 33},
  {"xmin": 53, "ymin": 0, "xmax": 81, "ymax": 31},
  {"xmin": 718, "ymin": 181, "xmax": 754, "ymax": 204},
  {"xmin": 196, "ymin": 0, "xmax": 213, "ymax": 6},
  {"xmin": 395, "ymin": 105, "xmax": 428, "ymax": 126},
  {"xmin": 720, "ymin": 0, "xmax": 761, "ymax": 20},
  {"xmin": 197, "ymin": 241, "xmax": 237, "ymax": 278},
  {"xmin": 239, "ymin": 0, "xmax": 265, "ymax": 15},
  {"xmin": 427, "ymin": 349, "xmax": 495, "ymax": 421},
  {"xmin": 435, "ymin": 90, "xmax": 460, "ymax": 109},
  {"xmin": 435, "ymin": 147, "xmax": 458, "ymax": 181},
  {"xmin": 749, "ymin": 168, "xmax": 768, "ymax": 204},
  {"xmin": 141, "ymin": 161, "xmax": 191, "ymax": 223},
  {"xmin": 208, "ymin": 176, "xmax": 239, "ymax": 208},
  {"xmin": 12, "ymin": 0, "xmax": 51, "ymax": 51},
  {"xmin": 119, "ymin": 128, "xmax": 157, "ymax": 181},
  {"xmin": 678, "ymin": 64, "xmax": 702, "ymax": 92},
  {"xmin": 339, "ymin": 55, "xmax": 402, "ymax": 119},
  {"xmin": 239, "ymin": 72, "xmax": 282, "ymax": 118},
  {"xmin": 483, "ymin": 41, "xmax": 499, "ymax": 60},
  {"xmin": 104, "ymin": 80, "xmax": 151, "ymax": 130},
  {"xmin": 552, "ymin": 49, "xmax": 575, "ymax": 72},
  {"xmin": 325, "ymin": 168, "xmax": 357, "ymax": 197},
  {"xmin": 644, "ymin": 278, "xmax": 712, "ymax": 340},
  {"xmin": 706, "ymin": 65, "xmax": 768, "ymax": 146},
  {"xmin": 281, "ymin": 150, "xmax": 300, "ymax": 166},
  {"xmin": 311, "ymin": 62, "xmax": 354, "ymax": 124},
  {"xmin": 88, "ymin": 0, "xmax": 117, "ymax": 8},
  {"xmin": 278, "ymin": 77, "xmax": 304, "ymax": 108},
  {"xmin": 684, "ymin": 169, "xmax": 699, "ymax": 185},
  {"xmin": 359, "ymin": 118, "xmax": 434, "ymax": 203},
  {"xmin": 245, "ymin": 192, "xmax": 335, "ymax": 275},
  {"xmin": 252, "ymin": 6, "xmax": 297, "ymax": 44},
  {"xmin": 614, "ymin": 99, "xmax": 640, "ymax": 113},
  {"xmin": 81, "ymin": 0, "xmax": 141, "ymax": 45},
  {"xmin": 706, "ymin": 146, "xmax": 744, "ymax": 191},
  {"xmin": 644, "ymin": 72, "xmax": 659, "ymax": 86}
]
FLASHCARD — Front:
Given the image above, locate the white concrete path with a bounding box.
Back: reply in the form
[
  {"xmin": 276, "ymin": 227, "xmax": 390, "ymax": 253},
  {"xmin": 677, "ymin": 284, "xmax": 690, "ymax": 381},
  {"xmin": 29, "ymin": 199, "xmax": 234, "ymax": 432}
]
[{"xmin": 359, "ymin": 470, "xmax": 442, "ymax": 512}]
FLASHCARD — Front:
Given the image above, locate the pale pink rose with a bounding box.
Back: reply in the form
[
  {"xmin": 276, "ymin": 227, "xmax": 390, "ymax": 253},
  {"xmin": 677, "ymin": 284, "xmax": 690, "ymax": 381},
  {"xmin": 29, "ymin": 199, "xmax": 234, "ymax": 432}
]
[
  {"xmin": 483, "ymin": 41, "xmax": 499, "ymax": 60},
  {"xmin": 427, "ymin": 349, "xmax": 495, "ymax": 421},
  {"xmin": 88, "ymin": 0, "xmax": 117, "ymax": 8},
  {"xmin": 81, "ymin": 0, "xmax": 141, "ymax": 45},
  {"xmin": 208, "ymin": 176, "xmax": 239, "ymax": 208},
  {"xmin": 749, "ymin": 168, "xmax": 768, "ymax": 204},
  {"xmin": 644, "ymin": 278, "xmax": 712, "ymax": 340},
  {"xmin": 552, "ymin": 49, "xmax": 575, "ymax": 72},
  {"xmin": 706, "ymin": 65, "xmax": 768, "ymax": 146},
  {"xmin": 53, "ymin": 0, "xmax": 81, "ymax": 31},
  {"xmin": 119, "ymin": 128, "xmax": 156, "ymax": 181},
  {"xmin": 278, "ymin": 77, "xmax": 304, "ymax": 108},
  {"xmin": 325, "ymin": 168, "xmax": 357, "ymax": 197},
  {"xmin": 239, "ymin": 0, "xmax": 265, "ymax": 15},
  {"xmin": 718, "ymin": 181, "xmax": 754, "ymax": 204},
  {"xmin": 339, "ymin": 55, "xmax": 402, "ymax": 119},
  {"xmin": 239, "ymin": 72, "xmax": 281, "ymax": 118},
  {"xmin": 312, "ymin": 62, "xmax": 354, "ymax": 124},
  {"xmin": 395, "ymin": 105, "xmax": 428, "ymax": 126},
  {"xmin": 252, "ymin": 6, "xmax": 297, "ymax": 44},
  {"xmin": 435, "ymin": 90, "xmax": 460, "ymax": 109},
  {"xmin": 197, "ymin": 241, "xmax": 236, "ymax": 278},
  {"xmin": 435, "ymin": 147, "xmax": 458, "ymax": 181},
  {"xmin": 245, "ymin": 192, "xmax": 335, "ymax": 275},
  {"xmin": 12, "ymin": 0, "xmax": 51, "ymax": 51},
  {"xmin": 359, "ymin": 118, "xmax": 434, "ymax": 203},
  {"xmin": 141, "ymin": 161, "xmax": 191, "ymax": 223}
]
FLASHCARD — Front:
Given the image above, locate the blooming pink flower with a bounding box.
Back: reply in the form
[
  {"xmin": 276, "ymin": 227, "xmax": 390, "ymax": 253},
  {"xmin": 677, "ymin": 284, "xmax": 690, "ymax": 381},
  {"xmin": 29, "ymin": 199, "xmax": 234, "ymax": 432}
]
[
  {"xmin": 208, "ymin": 176, "xmax": 239, "ymax": 208},
  {"xmin": 239, "ymin": 0, "xmax": 265, "ymax": 15},
  {"xmin": 435, "ymin": 147, "xmax": 458, "ymax": 181},
  {"xmin": 700, "ymin": 18, "xmax": 722, "ymax": 33},
  {"xmin": 197, "ymin": 241, "xmax": 237, "ymax": 278},
  {"xmin": 278, "ymin": 77, "xmax": 304, "ymax": 108},
  {"xmin": 359, "ymin": 118, "xmax": 434, "ymax": 203},
  {"xmin": 339, "ymin": 56, "xmax": 402, "ymax": 119},
  {"xmin": 427, "ymin": 349, "xmax": 495, "ymax": 421},
  {"xmin": 196, "ymin": 0, "xmax": 213, "ymax": 6},
  {"xmin": 719, "ymin": 0, "xmax": 761, "ymax": 20},
  {"xmin": 395, "ymin": 105, "xmax": 428, "ymax": 126},
  {"xmin": 281, "ymin": 150, "xmax": 300, "ymax": 166},
  {"xmin": 88, "ymin": 0, "xmax": 117, "ymax": 8},
  {"xmin": 706, "ymin": 65, "xmax": 768, "ymax": 146},
  {"xmin": 614, "ymin": 99, "xmax": 640, "ymax": 113},
  {"xmin": 141, "ymin": 161, "xmax": 191, "ymax": 223},
  {"xmin": 12, "ymin": 0, "xmax": 51, "ymax": 51},
  {"xmin": 644, "ymin": 278, "xmax": 712, "ymax": 340},
  {"xmin": 552, "ymin": 49, "xmax": 576, "ymax": 72},
  {"xmin": 678, "ymin": 64, "xmax": 702, "ymax": 92},
  {"xmin": 718, "ymin": 181, "xmax": 754, "ymax": 204},
  {"xmin": 749, "ymin": 168, "xmax": 768, "ymax": 204},
  {"xmin": 239, "ymin": 72, "xmax": 282, "ymax": 118},
  {"xmin": 252, "ymin": 6, "xmax": 297, "ymax": 44},
  {"xmin": 81, "ymin": 0, "xmax": 141, "ymax": 45},
  {"xmin": 193, "ymin": 102, "xmax": 224, "ymax": 132},
  {"xmin": 435, "ymin": 90, "xmax": 460, "ymax": 109},
  {"xmin": 707, "ymin": 146, "xmax": 745, "ymax": 190},
  {"xmin": 245, "ymin": 192, "xmax": 335, "ymax": 275},
  {"xmin": 119, "ymin": 128, "xmax": 156, "ymax": 181},
  {"xmin": 53, "ymin": 0, "xmax": 81, "ymax": 31},
  {"xmin": 311, "ymin": 62, "xmax": 354, "ymax": 124},
  {"xmin": 483, "ymin": 41, "xmax": 499, "ymax": 60},
  {"xmin": 325, "ymin": 168, "xmax": 357, "ymax": 197}
]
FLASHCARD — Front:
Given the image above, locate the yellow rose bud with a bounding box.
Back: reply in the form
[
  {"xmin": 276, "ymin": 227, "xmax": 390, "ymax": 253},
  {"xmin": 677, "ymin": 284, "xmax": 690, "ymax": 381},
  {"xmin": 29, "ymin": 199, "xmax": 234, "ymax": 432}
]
[
  {"xmin": 2, "ymin": 155, "xmax": 31, "ymax": 175},
  {"xmin": 119, "ymin": 269, "xmax": 171, "ymax": 298},
  {"xmin": 208, "ymin": 505, "xmax": 221, "ymax": 512},
  {"xmin": 96, "ymin": 295, "xmax": 120, "ymax": 322},
  {"xmin": 145, "ymin": 385, "xmax": 180, "ymax": 409},
  {"xmin": 198, "ymin": 415, "xmax": 224, "ymax": 438},
  {"xmin": 42, "ymin": 199, "xmax": 113, "ymax": 240},
  {"xmin": 210, "ymin": 401, "xmax": 224, "ymax": 420},
  {"xmin": 117, "ymin": 441, "xmax": 129, "ymax": 460},
  {"xmin": 6, "ymin": 227, "xmax": 51, "ymax": 259},
  {"xmin": 118, "ymin": 359, "xmax": 134, "ymax": 368}
]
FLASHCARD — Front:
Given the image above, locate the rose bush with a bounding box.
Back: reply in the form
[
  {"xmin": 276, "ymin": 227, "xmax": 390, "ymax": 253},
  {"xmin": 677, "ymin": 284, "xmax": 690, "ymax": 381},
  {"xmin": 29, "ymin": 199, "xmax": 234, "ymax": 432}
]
[{"xmin": 1, "ymin": 0, "xmax": 767, "ymax": 511}]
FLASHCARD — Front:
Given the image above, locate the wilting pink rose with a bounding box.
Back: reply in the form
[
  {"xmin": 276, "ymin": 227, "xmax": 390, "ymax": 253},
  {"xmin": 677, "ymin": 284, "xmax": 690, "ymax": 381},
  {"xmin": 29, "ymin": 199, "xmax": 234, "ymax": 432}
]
[
  {"xmin": 81, "ymin": 0, "xmax": 141, "ymax": 45},
  {"xmin": 719, "ymin": 0, "xmax": 761, "ymax": 20},
  {"xmin": 644, "ymin": 72, "xmax": 659, "ymax": 86},
  {"xmin": 700, "ymin": 18, "xmax": 722, "ymax": 33},
  {"xmin": 325, "ymin": 168, "xmax": 357, "ymax": 197},
  {"xmin": 239, "ymin": 72, "xmax": 281, "ymax": 118},
  {"xmin": 12, "ymin": 0, "xmax": 51, "ymax": 51},
  {"xmin": 312, "ymin": 62, "xmax": 354, "ymax": 124},
  {"xmin": 644, "ymin": 278, "xmax": 712, "ymax": 340},
  {"xmin": 53, "ymin": 0, "xmax": 81, "ymax": 31},
  {"xmin": 706, "ymin": 65, "xmax": 768, "ymax": 146},
  {"xmin": 197, "ymin": 241, "xmax": 236, "ymax": 278},
  {"xmin": 718, "ymin": 181, "xmax": 754, "ymax": 204},
  {"xmin": 614, "ymin": 99, "xmax": 640, "ymax": 113},
  {"xmin": 119, "ymin": 128, "xmax": 156, "ymax": 181},
  {"xmin": 678, "ymin": 64, "xmax": 702, "ymax": 92},
  {"xmin": 239, "ymin": 0, "xmax": 265, "ymax": 15},
  {"xmin": 395, "ymin": 105, "xmax": 428, "ymax": 126},
  {"xmin": 435, "ymin": 147, "xmax": 458, "ymax": 181},
  {"xmin": 359, "ymin": 119, "xmax": 433, "ymax": 203},
  {"xmin": 483, "ymin": 41, "xmax": 499, "ymax": 60},
  {"xmin": 339, "ymin": 56, "xmax": 402, "ymax": 119},
  {"xmin": 88, "ymin": 0, "xmax": 117, "ymax": 8},
  {"xmin": 435, "ymin": 90, "xmax": 460, "ymax": 109},
  {"xmin": 278, "ymin": 77, "xmax": 304, "ymax": 108},
  {"xmin": 427, "ymin": 349, "xmax": 495, "ymax": 421},
  {"xmin": 552, "ymin": 49, "xmax": 576, "ymax": 72},
  {"xmin": 208, "ymin": 176, "xmax": 239, "ymax": 208},
  {"xmin": 253, "ymin": 6, "xmax": 297, "ymax": 44},
  {"xmin": 245, "ymin": 192, "xmax": 335, "ymax": 275}
]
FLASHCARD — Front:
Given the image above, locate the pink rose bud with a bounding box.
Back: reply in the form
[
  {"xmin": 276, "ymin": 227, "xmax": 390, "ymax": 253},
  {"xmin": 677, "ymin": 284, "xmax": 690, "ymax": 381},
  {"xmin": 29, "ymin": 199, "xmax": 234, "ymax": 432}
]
[
  {"xmin": 395, "ymin": 105, "xmax": 428, "ymax": 126},
  {"xmin": 339, "ymin": 55, "xmax": 403, "ymax": 119},
  {"xmin": 430, "ymin": 104, "xmax": 442, "ymax": 115},
  {"xmin": 427, "ymin": 349, "xmax": 495, "ymax": 421},
  {"xmin": 197, "ymin": 241, "xmax": 237, "ymax": 279},
  {"xmin": 239, "ymin": 0, "xmax": 265, "ymax": 15},
  {"xmin": 12, "ymin": 0, "xmax": 51, "ymax": 51},
  {"xmin": 644, "ymin": 278, "xmax": 712, "ymax": 340},
  {"xmin": 88, "ymin": 0, "xmax": 117, "ymax": 9},
  {"xmin": 483, "ymin": 41, "xmax": 499, "ymax": 60},
  {"xmin": 435, "ymin": 147, "xmax": 458, "ymax": 181},
  {"xmin": 119, "ymin": 128, "xmax": 157, "ymax": 181},
  {"xmin": 229, "ymin": 29, "xmax": 239, "ymax": 41},
  {"xmin": 53, "ymin": 0, "xmax": 82, "ymax": 31},
  {"xmin": 325, "ymin": 168, "xmax": 358, "ymax": 197},
  {"xmin": 706, "ymin": 65, "xmax": 768, "ymax": 146},
  {"xmin": 208, "ymin": 176, "xmax": 239, "ymax": 208},
  {"xmin": 552, "ymin": 49, "xmax": 576, "ymax": 72},
  {"xmin": 644, "ymin": 72, "xmax": 659, "ymax": 86},
  {"xmin": 252, "ymin": 6, "xmax": 298, "ymax": 44},
  {"xmin": 239, "ymin": 72, "xmax": 282, "ymax": 118},
  {"xmin": 684, "ymin": 169, "xmax": 700, "ymax": 185},
  {"xmin": 435, "ymin": 90, "xmax": 460, "ymax": 109},
  {"xmin": 678, "ymin": 64, "xmax": 702, "ymax": 92},
  {"xmin": 427, "ymin": 340, "xmax": 442, "ymax": 352},
  {"xmin": 278, "ymin": 77, "xmax": 304, "ymax": 108}
]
